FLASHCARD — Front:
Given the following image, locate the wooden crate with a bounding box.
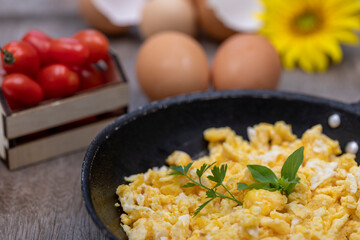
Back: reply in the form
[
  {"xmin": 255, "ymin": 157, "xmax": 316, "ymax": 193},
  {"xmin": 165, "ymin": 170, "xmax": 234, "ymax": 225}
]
[{"xmin": 0, "ymin": 54, "xmax": 129, "ymax": 170}]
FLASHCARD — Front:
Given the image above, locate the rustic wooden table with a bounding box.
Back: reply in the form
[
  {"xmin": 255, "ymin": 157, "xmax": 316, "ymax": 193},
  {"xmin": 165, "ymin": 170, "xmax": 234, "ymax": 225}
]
[{"xmin": 0, "ymin": 13, "xmax": 360, "ymax": 240}]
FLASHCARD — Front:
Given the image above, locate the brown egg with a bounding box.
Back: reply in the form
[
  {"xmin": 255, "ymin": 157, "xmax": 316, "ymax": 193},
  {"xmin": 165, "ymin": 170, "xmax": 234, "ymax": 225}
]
[
  {"xmin": 195, "ymin": 0, "xmax": 236, "ymax": 42},
  {"xmin": 78, "ymin": 0, "xmax": 129, "ymax": 35},
  {"xmin": 212, "ymin": 34, "xmax": 282, "ymax": 90},
  {"xmin": 136, "ymin": 31, "xmax": 209, "ymax": 101},
  {"xmin": 140, "ymin": 0, "xmax": 197, "ymax": 38}
]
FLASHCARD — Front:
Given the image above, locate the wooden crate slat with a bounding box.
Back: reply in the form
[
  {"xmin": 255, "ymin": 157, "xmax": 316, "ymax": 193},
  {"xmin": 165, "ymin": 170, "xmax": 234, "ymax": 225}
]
[
  {"xmin": 0, "ymin": 105, "xmax": 9, "ymax": 160},
  {"xmin": 8, "ymin": 117, "xmax": 119, "ymax": 170},
  {"xmin": 6, "ymin": 83, "xmax": 128, "ymax": 139}
]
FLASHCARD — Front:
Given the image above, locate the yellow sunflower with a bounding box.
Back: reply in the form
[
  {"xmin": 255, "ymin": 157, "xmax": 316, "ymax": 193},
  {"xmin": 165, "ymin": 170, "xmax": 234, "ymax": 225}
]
[{"xmin": 259, "ymin": 0, "xmax": 360, "ymax": 72}]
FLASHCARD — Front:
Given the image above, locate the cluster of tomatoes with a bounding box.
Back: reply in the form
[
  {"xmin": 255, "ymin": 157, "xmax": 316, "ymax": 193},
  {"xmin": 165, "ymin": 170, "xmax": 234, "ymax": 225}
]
[{"xmin": 0, "ymin": 29, "xmax": 111, "ymax": 111}]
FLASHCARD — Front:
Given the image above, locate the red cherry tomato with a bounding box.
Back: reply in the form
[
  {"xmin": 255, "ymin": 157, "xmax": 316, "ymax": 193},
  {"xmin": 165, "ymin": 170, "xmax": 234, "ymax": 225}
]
[
  {"xmin": 101, "ymin": 54, "xmax": 119, "ymax": 83},
  {"xmin": 1, "ymin": 41, "xmax": 41, "ymax": 77},
  {"xmin": 73, "ymin": 65, "xmax": 104, "ymax": 90},
  {"xmin": 37, "ymin": 64, "xmax": 80, "ymax": 99},
  {"xmin": 2, "ymin": 73, "xmax": 44, "ymax": 107},
  {"xmin": 22, "ymin": 30, "xmax": 53, "ymax": 66},
  {"xmin": 6, "ymin": 98, "xmax": 26, "ymax": 111},
  {"xmin": 73, "ymin": 29, "xmax": 109, "ymax": 63},
  {"xmin": 49, "ymin": 38, "xmax": 89, "ymax": 66}
]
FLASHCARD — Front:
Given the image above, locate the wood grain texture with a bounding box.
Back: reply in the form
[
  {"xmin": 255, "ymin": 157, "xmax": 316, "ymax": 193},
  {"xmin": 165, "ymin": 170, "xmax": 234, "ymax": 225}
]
[
  {"xmin": 0, "ymin": 150, "xmax": 106, "ymax": 240},
  {"xmin": 0, "ymin": 12, "xmax": 360, "ymax": 240},
  {"xmin": 8, "ymin": 116, "xmax": 119, "ymax": 170}
]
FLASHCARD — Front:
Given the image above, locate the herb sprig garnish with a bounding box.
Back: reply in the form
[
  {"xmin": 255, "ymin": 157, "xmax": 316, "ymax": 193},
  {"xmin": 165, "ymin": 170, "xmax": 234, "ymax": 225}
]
[
  {"xmin": 169, "ymin": 162, "xmax": 242, "ymax": 216},
  {"xmin": 169, "ymin": 146, "xmax": 304, "ymax": 216},
  {"xmin": 237, "ymin": 146, "xmax": 304, "ymax": 196}
]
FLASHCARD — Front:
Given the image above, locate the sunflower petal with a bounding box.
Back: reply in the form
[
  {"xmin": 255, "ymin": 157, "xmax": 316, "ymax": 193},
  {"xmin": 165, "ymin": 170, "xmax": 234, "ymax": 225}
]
[
  {"xmin": 330, "ymin": 17, "xmax": 360, "ymax": 30},
  {"xmin": 297, "ymin": 42, "xmax": 315, "ymax": 73},
  {"xmin": 331, "ymin": 1, "xmax": 360, "ymax": 16},
  {"xmin": 311, "ymin": 50, "xmax": 329, "ymax": 72},
  {"xmin": 283, "ymin": 46, "xmax": 302, "ymax": 70},
  {"xmin": 333, "ymin": 31, "xmax": 359, "ymax": 45},
  {"xmin": 299, "ymin": 55, "xmax": 315, "ymax": 73},
  {"xmin": 319, "ymin": 40, "xmax": 343, "ymax": 63}
]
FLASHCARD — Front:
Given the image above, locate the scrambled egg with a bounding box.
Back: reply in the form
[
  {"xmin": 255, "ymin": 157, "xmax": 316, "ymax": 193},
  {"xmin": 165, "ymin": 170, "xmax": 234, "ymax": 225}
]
[{"xmin": 116, "ymin": 122, "xmax": 360, "ymax": 240}]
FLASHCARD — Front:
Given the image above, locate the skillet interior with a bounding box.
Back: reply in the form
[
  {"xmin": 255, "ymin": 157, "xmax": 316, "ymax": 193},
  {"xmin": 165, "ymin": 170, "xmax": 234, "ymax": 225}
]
[{"xmin": 82, "ymin": 90, "xmax": 360, "ymax": 240}]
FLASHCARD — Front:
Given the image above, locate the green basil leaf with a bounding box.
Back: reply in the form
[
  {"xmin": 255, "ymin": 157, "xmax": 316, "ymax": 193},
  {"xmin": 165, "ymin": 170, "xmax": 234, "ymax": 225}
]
[
  {"xmin": 284, "ymin": 183, "xmax": 297, "ymax": 196},
  {"xmin": 245, "ymin": 182, "xmax": 272, "ymax": 190},
  {"xmin": 237, "ymin": 182, "xmax": 249, "ymax": 190},
  {"xmin": 238, "ymin": 182, "xmax": 277, "ymax": 191},
  {"xmin": 281, "ymin": 147, "xmax": 304, "ymax": 181},
  {"xmin": 277, "ymin": 178, "xmax": 291, "ymax": 189},
  {"xmin": 247, "ymin": 165, "xmax": 278, "ymax": 183},
  {"xmin": 286, "ymin": 177, "xmax": 301, "ymax": 183},
  {"xmin": 267, "ymin": 188, "xmax": 280, "ymax": 192}
]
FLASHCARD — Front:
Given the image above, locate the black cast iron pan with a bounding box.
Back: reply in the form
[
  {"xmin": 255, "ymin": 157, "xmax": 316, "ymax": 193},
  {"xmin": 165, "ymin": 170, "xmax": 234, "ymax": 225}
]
[{"xmin": 81, "ymin": 90, "xmax": 360, "ymax": 240}]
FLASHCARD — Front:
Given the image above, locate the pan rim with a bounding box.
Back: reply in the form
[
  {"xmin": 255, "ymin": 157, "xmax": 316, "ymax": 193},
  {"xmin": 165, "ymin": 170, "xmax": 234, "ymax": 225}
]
[{"xmin": 81, "ymin": 89, "xmax": 357, "ymax": 240}]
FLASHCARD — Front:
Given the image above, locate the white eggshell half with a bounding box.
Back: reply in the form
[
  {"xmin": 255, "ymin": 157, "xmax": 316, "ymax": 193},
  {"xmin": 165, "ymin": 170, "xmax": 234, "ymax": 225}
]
[
  {"xmin": 91, "ymin": 0, "xmax": 146, "ymax": 26},
  {"xmin": 207, "ymin": 0, "xmax": 262, "ymax": 32}
]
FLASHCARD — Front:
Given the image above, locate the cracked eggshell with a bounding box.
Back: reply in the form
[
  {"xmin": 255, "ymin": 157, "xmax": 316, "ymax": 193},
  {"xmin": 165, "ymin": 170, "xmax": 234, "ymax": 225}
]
[
  {"xmin": 78, "ymin": 0, "xmax": 145, "ymax": 35},
  {"xmin": 195, "ymin": 0, "xmax": 236, "ymax": 42},
  {"xmin": 140, "ymin": 0, "xmax": 197, "ymax": 38},
  {"xmin": 91, "ymin": 0, "xmax": 146, "ymax": 26},
  {"xmin": 208, "ymin": 0, "xmax": 262, "ymax": 32}
]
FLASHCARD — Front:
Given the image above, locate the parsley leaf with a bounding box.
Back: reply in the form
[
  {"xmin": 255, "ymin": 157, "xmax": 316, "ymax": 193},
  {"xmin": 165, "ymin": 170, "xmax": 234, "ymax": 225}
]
[
  {"xmin": 206, "ymin": 189, "xmax": 217, "ymax": 199},
  {"xmin": 184, "ymin": 163, "xmax": 193, "ymax": 174},
  {"xmin": 194, "ymin": 199, "xmax": 213, "ymax": 216},
  {"xmin": 207, "ymin": 165, "xmax": 227, "ymax": 187},
  {"xmin": 169, "ymin": 162, "xmax": 242, "ymax": 216},
  {"xmin": 169, "ymin": 165, "xmax": 185, "ymax": 175},
  {"xmin": 182, "ymin": 182, "xmax": 197, "ymax": 188},
  {"xmin": 196, "ymin": 162, "xmax": 216, "ymax": 178}
]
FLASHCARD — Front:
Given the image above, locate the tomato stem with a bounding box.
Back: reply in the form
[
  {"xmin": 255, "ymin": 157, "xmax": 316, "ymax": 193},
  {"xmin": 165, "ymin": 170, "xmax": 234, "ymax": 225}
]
[{"xmin": 0, "ymin": 48, "xmax": 15, "ymax": 65}]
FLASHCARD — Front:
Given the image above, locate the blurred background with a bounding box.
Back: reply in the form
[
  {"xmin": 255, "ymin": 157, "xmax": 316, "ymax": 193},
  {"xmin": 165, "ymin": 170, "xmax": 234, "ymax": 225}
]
[
  {"xmin": 1, "ymin": 0, "xmax": 360, "ymax": 111},
  {"xmin": 0, "ymin": 0, "xmax": 76, "ymax": 16}
]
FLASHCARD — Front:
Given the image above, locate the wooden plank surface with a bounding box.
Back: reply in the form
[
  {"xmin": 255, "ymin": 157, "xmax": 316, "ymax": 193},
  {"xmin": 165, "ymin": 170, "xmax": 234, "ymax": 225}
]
[
  {"xmin": 0, "ymin": 13, "xmax": 360, "ymax": 240},
  {"xmin": 8, "ymin": 116, "xmax": 119, "ymax": 170}
]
